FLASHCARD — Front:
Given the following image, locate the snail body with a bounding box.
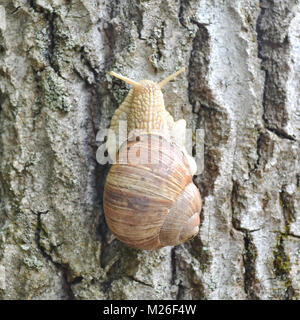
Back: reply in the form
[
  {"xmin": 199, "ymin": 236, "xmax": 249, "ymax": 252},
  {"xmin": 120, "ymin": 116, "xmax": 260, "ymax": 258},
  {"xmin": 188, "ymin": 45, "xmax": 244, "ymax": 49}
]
[{"xmin": 104, "ymin": 68, "xmax": 201, "ymax": 250}]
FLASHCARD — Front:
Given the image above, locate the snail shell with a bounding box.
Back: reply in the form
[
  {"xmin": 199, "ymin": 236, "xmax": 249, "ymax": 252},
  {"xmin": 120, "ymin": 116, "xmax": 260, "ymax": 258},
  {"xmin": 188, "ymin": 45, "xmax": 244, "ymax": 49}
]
[{"xmin": 103, "ymin": 68, "xmax": 201, "ymax": 250}]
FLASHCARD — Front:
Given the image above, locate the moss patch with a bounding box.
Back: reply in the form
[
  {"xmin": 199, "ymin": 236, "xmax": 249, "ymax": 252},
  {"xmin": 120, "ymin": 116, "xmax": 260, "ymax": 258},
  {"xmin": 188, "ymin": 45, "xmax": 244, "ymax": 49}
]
[
  {"xmin": 273, "ymin": 233, "xmax": 291, "ymax": 278},
  {"xmin": 273, "ymin": 233, "xmax": 296, "ymax": 299}
]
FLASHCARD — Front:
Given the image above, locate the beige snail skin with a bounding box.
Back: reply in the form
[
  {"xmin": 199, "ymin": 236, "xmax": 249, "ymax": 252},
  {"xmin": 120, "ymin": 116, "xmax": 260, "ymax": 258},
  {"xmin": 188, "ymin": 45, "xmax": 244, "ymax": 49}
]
[{"xmin": 103, "ymin": 67, "xmax": 201, "ymax": 250}]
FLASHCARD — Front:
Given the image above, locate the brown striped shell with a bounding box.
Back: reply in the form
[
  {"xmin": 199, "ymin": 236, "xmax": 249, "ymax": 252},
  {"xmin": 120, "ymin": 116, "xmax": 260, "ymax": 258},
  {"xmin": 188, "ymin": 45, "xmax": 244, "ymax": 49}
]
[
  {"xmin": 103, "ymin": 134, "xmax": 201, "ymax": 250},
  {"xmin": 103, "ymin": 68, "xmax": 201, "ymax": 250}
]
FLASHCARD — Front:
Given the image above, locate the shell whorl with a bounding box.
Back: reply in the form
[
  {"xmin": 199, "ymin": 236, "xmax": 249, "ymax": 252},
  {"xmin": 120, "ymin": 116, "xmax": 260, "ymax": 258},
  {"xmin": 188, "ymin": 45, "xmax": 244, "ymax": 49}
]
[{"xmin": 103, "ymin": 134, "xmax": 201, "ymax": 250}]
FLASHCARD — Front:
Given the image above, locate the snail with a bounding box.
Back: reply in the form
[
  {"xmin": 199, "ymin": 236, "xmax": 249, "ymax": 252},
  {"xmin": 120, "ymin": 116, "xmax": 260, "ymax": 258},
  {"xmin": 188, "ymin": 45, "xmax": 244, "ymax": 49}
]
[{"xmin": 103, "ymin": 67, "xmax": 201, "ymax": 250}]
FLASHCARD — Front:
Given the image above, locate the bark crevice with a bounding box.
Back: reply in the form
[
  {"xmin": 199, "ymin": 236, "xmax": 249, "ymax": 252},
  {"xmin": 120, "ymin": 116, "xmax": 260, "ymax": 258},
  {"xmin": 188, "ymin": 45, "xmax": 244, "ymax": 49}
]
[
  {"xmin": 33, "ymin": 209, "xmax": 76, "ymax": 300},
  {"xmin": 256, "ymin": 0, "xmax": 298, "ymax": 142}
]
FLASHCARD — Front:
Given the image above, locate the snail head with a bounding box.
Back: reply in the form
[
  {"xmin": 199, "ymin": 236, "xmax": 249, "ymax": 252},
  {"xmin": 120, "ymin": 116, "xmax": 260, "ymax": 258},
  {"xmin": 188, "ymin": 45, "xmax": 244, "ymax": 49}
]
[{"xmin": 108, "ymin": 67, "xmax": 185, "ymax": 132}]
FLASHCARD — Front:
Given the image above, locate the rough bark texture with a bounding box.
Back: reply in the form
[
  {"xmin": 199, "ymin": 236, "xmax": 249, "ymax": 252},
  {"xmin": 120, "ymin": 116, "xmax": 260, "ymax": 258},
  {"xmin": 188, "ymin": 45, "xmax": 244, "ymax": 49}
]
[{"xmin": 0, "ymin": 0, "xmax": 299, "ymax": 300}]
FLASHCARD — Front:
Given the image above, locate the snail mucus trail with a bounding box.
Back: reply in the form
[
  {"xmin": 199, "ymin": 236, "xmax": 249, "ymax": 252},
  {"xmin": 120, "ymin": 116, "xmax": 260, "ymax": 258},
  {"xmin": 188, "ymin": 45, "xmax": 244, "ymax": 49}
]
[{"xmin": 103, "ymin": 67, "xmax": 202, "ymax": 250}]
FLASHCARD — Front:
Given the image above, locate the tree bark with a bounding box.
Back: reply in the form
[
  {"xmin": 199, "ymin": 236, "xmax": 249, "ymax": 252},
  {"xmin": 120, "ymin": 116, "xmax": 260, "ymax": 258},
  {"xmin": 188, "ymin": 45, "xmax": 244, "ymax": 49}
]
[{"xmin": 0, "ymin": 0, "xmax": 299, "ymax": 300}]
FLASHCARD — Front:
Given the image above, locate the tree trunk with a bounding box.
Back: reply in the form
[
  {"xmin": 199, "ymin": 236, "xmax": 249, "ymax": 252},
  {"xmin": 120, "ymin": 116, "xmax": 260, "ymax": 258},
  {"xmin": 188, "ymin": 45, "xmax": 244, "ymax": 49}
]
[{"xmin": 0, "ymin": 0, "xmax": 299, "ymax": 300}]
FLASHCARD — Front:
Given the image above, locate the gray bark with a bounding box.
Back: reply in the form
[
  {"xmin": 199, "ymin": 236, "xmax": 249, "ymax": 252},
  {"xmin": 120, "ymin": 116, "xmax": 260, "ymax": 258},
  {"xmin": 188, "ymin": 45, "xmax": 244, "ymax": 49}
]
[{"xmin": 0, "ymin": 0, "xmax": 299, "ymax": 300}]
